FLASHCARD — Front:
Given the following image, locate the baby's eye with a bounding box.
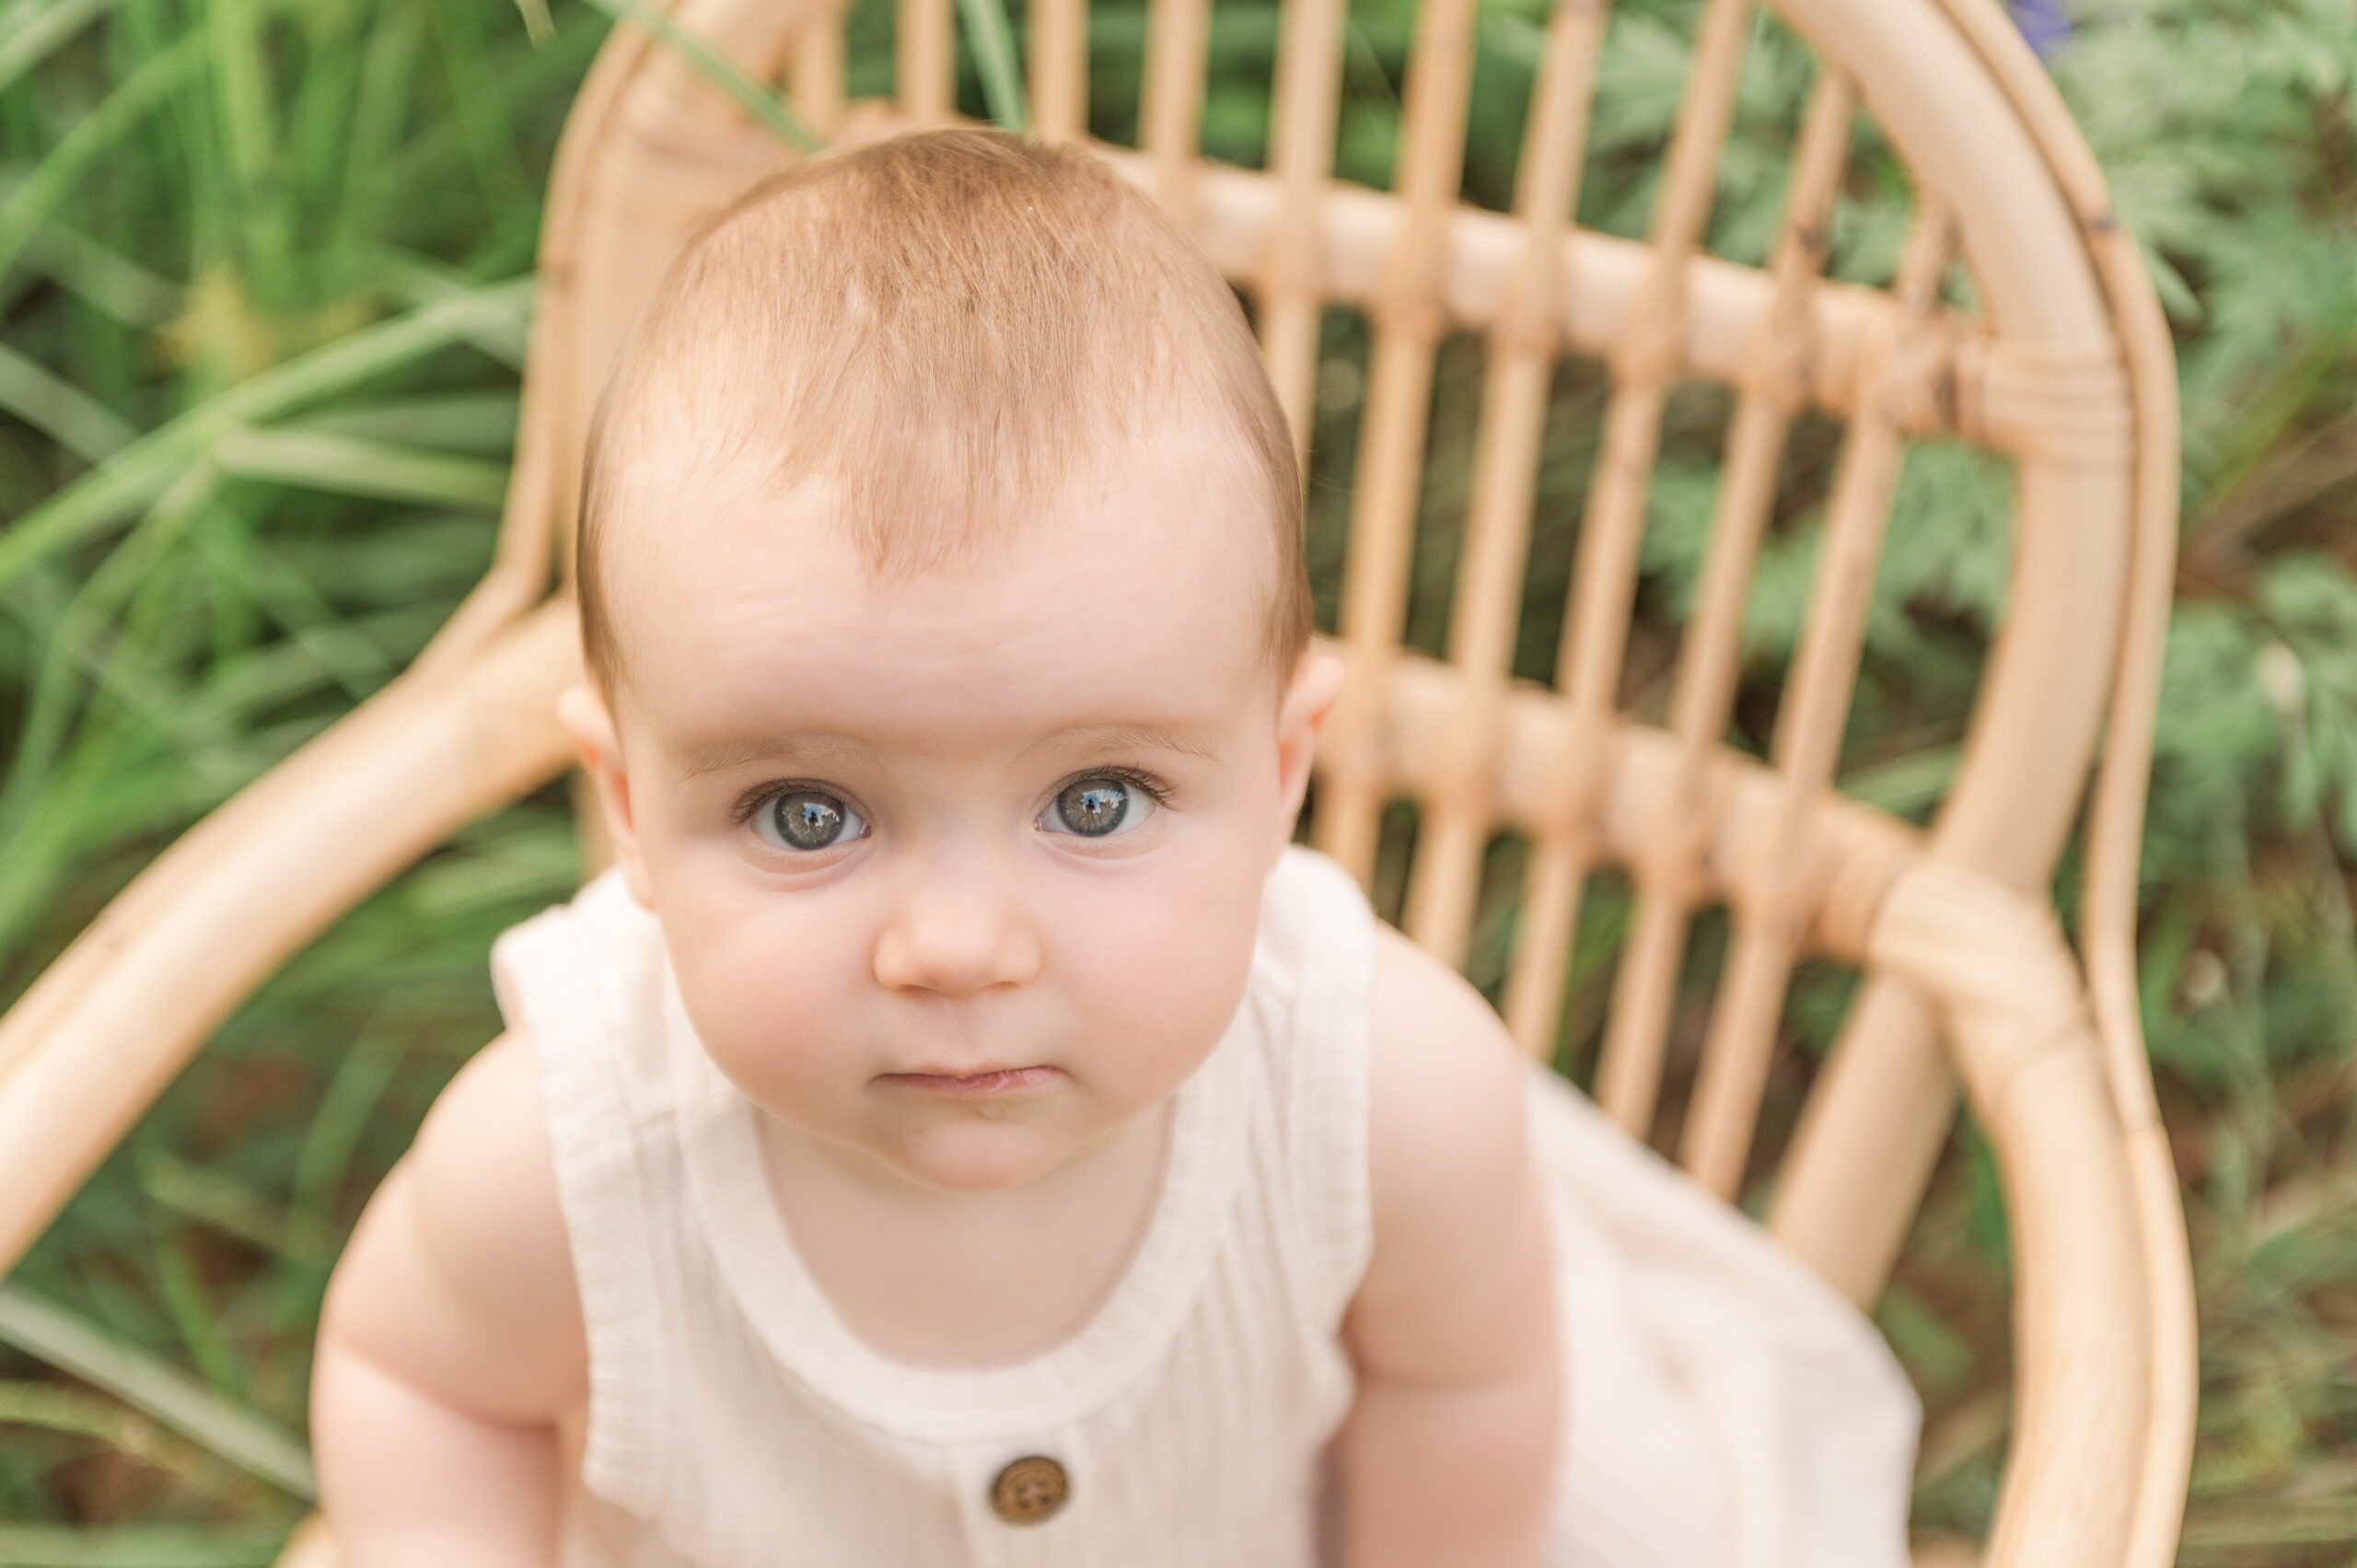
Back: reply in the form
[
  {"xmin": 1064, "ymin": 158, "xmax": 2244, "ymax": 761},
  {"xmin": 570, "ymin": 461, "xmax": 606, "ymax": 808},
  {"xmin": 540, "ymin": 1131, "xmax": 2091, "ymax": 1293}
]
[
  {"xmin": 754, "ymin": 789, "xmax": 867, "ymax": 853},
  {"xmin": 1041, "ymin": 777, "xmax": 1154, "ymax": 839}
]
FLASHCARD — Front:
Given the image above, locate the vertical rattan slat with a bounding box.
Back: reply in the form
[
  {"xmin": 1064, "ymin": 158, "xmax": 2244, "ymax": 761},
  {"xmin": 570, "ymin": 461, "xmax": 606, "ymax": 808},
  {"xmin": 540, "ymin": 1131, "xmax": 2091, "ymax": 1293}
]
[
  {"xmin": 1309, "ymin": 0, "xmax": 1481, "ymax": 887},
  {"xmin": 1254, "ymin": 0, "xmax": 1348, "ymax": 458},
  {"xmin": 1139, "ymin": 0, "xmax": 1209, "ymax": 215},
  {"xmin": 899, "ymin": 0, "xmax": 954, "ymax": 122},
  {"xmin": 1521, "ymin": 0, "xmax": 1752, "ymax": 1118},
  {"xmin": 1399, "ymin": 0, "xmax": 1611, "ymax": 966},
  {"xmin": 1594, "ymin": 68, "xmax": 1854, "ymax": 1095},
  {"xmin": 790, "ymin": 0, "xmax": 845, "ymax": 136},
  {"xmin": 1678, "ymin": 199, "xmax": 1954, "ymax": 1198},
  {"xmin": 1029, "ymin": 0, "xmax": 1088, "ymax": 140}
]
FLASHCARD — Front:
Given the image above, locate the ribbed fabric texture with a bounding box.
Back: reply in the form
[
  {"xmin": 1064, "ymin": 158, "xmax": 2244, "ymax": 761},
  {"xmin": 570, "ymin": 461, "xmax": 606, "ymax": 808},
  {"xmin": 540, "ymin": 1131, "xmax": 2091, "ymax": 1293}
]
[{"xmin": 493, "ymin": 847, "xmax": 1918, "ymax": 1568}]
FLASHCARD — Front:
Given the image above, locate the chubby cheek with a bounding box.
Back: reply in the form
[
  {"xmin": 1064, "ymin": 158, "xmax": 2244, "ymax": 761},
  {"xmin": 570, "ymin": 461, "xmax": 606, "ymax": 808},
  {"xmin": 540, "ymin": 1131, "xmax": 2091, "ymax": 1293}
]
[
  {"xmin": 646, "ymin": 852, "xmax": 876, "ymax": 1126},
  {"xmin": 1048, "ymin": 837, "xmax": 1267, "ymax": 1109}
]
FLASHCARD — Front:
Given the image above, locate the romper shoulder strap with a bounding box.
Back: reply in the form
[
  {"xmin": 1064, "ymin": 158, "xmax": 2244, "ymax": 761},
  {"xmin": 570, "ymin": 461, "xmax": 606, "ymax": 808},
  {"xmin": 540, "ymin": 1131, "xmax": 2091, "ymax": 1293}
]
[{"xmin": 1254, "ymin": 846, "xmax": 1377, "ymax": 1329}]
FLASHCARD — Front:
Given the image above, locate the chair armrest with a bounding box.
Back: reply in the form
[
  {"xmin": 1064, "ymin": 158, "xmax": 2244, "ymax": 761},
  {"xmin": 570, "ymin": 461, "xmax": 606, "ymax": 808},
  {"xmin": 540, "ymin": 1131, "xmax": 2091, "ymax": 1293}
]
[
  {"xmin": 0, "ymin": 602, "xmax": 580, "ymax": 1275},
  {"xmin": 1867, "ymin": 860, "xmax": 2164, "ymax": 1568}
]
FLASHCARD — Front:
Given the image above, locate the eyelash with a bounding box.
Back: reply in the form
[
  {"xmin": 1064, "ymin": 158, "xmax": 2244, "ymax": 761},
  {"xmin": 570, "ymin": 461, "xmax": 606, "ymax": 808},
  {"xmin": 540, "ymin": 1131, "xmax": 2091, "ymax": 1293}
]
[
  {"xmin": 726, "ymin": 767, "xmax": 1176, "ymax": 829},
  {"xmin": 1051, "ymin": 765, "xmax": 1174, "ymax": 811},
  {"xmin": 728, "ymin": 779, "xmax": 842, "ymax": 829}
]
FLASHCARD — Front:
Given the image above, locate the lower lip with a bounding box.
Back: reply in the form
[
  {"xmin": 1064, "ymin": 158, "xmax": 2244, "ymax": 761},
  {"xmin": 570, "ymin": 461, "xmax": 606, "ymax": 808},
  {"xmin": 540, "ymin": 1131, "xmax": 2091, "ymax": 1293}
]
[{"xmin": 877, "ymin": 1067, "xmax": 1060, "ymax": 1097}]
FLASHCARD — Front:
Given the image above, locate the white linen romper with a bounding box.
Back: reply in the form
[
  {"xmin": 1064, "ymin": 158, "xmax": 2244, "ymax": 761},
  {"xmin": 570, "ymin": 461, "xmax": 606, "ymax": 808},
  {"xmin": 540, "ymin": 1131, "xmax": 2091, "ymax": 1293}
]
[{"xmin": 493, "ymin": 846, "xmax": 1919, "ymax": 1568}]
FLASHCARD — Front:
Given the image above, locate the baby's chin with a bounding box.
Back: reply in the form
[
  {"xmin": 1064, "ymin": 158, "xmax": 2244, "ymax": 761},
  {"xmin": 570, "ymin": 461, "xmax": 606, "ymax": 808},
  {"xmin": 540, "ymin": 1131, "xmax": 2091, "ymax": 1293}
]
[{"xmin": 868, "ymin": 1112, "xmax": 1100, "ymax": 1195}]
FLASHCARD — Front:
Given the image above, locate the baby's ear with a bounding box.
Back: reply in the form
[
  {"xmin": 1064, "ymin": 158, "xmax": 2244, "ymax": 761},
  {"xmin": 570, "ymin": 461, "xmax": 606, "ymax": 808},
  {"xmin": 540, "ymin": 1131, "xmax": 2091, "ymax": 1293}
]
[
  {"xmin": 1273, "ymin": 651, "xmax": 1347, "ymax": 848},
  {"xmin": 557, "ymin": 683, "xmax": 654, "ymax": 907}
]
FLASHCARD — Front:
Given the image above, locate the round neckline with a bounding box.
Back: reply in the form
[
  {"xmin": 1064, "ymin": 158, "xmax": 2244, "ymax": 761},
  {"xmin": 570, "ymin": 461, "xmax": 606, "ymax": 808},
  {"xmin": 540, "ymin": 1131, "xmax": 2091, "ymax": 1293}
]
[{"xmin": 668, "ymin": 981, "xmax": 1258, "ymax": 1444}]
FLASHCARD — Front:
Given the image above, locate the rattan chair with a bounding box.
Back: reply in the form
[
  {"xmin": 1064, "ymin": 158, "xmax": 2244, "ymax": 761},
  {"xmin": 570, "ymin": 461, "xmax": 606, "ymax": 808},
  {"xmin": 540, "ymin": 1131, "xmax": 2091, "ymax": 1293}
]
[{"xmin": 0, "ymin": 0, "xmax": 2192, "ymax": 1561}]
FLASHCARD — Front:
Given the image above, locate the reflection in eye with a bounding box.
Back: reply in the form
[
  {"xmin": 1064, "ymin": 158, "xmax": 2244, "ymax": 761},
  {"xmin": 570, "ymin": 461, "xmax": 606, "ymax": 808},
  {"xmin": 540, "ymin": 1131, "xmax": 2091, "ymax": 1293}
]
[
  {"xmin": 1044, "ymin": 777, "xmax": 1152, "ymax": 839},
  {"xmin": 756, "ymin": 790, "xmax": 867, "ymax": 852}
]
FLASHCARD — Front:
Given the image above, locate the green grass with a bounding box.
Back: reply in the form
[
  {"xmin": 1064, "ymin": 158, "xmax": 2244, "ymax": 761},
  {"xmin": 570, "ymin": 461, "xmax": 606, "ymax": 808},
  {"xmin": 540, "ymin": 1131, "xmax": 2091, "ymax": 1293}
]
[{"xmin": 1, "ymin": 0, "xmax": 2353, "ymax": 1560}]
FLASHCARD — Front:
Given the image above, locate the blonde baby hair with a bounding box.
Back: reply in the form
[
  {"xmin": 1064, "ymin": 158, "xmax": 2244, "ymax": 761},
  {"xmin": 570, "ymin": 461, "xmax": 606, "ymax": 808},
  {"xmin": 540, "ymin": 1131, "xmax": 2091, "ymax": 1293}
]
[{"xmin": 576, "ymin": 127, "xmax": 1307, "ymax": 691}]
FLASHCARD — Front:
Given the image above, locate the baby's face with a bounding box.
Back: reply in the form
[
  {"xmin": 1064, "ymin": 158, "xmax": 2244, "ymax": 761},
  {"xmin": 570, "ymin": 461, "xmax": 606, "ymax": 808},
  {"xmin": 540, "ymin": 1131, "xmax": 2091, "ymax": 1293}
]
[{"xmin": 572, "ymin": 421, "xmax": 1333, "ymax": 1195}]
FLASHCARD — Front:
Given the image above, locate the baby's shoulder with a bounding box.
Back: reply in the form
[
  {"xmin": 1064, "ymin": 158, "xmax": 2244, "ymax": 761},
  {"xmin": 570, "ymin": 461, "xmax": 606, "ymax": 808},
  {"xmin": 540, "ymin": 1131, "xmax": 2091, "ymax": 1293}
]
[
  {"xmin": 1362, "ymin": 926, "xmax": 1531, "ymax": 1238},
  {"xmin": 320, "ymin": 1030, "xmax": 585, "ymax": 1425},
  {"xmin": 1366, "ymin": 924, "xmax": 1523, "ymax": 1129},
  {"xmin": 1344, "ymin": 928, "xmax": 1549, "ymax": 1366},
  {"xmin": 397, "ymin": 1029, "xmax": 581, "ymax": 1340}
]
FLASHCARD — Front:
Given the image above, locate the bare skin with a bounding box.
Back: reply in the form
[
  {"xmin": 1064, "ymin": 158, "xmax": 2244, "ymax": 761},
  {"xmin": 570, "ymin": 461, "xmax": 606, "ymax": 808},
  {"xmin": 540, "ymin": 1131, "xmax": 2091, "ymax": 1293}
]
[{"xmin": 314, "ymin": 418, "xmax": 1558, "ymax": 1565}]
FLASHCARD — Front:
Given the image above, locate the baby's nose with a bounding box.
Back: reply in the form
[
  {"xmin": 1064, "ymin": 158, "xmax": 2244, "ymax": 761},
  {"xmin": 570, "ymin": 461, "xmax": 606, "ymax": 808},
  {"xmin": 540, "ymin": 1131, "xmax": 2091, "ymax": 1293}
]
[{"xmin": 871, "ymin": 889, "xmax": 1042, "ymax": 997}]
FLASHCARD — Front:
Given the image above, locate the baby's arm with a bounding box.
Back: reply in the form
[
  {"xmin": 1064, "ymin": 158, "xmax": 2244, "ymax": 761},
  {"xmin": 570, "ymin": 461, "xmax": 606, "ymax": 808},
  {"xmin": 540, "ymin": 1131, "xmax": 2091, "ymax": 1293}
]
[
  {"xmin": 1335, "ymin": 926, "xmax": 1560, "ymax": 1568},
  {"xmin": 312, "ymin": 1032, "xmax": 586, "ymax": 1568}
]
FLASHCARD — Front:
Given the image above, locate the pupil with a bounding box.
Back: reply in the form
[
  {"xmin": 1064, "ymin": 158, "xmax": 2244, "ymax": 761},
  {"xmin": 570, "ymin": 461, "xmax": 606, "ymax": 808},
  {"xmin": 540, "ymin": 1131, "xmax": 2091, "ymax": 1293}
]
[
  {"xmin": 773, "ymin": 791, "xmax": 843, "ymax": 849},
  {"xmin": 1059, "ymin": 779, "xmax": 1129, "ymax": 837}
]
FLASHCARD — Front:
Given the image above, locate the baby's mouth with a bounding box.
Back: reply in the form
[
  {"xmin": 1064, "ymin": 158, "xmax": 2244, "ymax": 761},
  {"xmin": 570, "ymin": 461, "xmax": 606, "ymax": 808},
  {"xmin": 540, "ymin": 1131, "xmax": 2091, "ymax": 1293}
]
[{"xmin": 876, "ymin": 1065, "xmax": 1060, "ymax": 1097}]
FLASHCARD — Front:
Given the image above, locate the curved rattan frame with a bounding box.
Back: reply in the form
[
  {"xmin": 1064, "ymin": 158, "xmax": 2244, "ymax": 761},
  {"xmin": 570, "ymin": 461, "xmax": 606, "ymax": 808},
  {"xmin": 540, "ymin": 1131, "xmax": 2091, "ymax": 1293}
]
[{"xmin": 0, "ymin": 0, "xmax": 2192, "ymax": 1561}]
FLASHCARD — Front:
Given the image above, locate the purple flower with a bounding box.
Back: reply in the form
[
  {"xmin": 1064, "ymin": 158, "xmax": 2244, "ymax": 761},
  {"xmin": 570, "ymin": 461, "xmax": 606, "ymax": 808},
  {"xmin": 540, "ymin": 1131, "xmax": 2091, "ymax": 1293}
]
[{"xmin": 2007, "ymin": 0, "xmax": 2073, "ymax": 61}]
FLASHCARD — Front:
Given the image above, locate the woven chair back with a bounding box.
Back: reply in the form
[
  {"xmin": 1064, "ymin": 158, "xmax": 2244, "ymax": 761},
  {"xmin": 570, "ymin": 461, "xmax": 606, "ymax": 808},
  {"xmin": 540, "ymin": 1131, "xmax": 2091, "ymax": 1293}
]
[
  {"xmin": 493, "ymin": 0, "xmax": 2161, "ymax": 1305},
  {"xmin": 0, "ymin": 3, "xmax": 2193, "ymax": 1562}
]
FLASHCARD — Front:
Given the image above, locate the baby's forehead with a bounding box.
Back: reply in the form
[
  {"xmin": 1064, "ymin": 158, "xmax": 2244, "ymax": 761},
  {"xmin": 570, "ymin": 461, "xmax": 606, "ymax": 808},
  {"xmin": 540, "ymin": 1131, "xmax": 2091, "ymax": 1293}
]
[
  {"xmin": 614, "ymin": 395, "xmax": 1268, "ymax": 554},
  {"xmin": 596, "ymin": 414, "xmax": 1281, "ymax": 692}
]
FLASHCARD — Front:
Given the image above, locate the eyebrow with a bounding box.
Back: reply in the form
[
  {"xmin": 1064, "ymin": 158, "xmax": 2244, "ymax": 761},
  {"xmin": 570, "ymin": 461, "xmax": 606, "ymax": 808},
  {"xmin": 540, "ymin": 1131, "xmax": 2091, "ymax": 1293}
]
[
  {"xmin": 675, "ymin": 722, "xmax": 1218, "ymax": 782},
  {"xmin": 1038, "ymin": 723, "xmax": 1220, "ymax": 762},
  {"xmin": 678, "ymin": 733, "xmax": 869, "ymax": 781}
]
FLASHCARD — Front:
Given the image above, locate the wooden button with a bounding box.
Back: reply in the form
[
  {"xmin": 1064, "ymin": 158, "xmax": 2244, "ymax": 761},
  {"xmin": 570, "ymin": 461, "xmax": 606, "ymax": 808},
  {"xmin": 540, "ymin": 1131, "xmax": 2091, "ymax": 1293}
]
[{"xmin": 988, "ymin": 1455, "xmax": 1069, "ymax": 1525}]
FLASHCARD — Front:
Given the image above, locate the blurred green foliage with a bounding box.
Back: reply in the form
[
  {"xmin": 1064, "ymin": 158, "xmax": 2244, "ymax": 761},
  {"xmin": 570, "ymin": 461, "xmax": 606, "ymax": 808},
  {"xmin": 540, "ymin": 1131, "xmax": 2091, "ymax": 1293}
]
[{"xmin": 0, "ymin": 0, "xmax": 2351, "ymax": 1559}]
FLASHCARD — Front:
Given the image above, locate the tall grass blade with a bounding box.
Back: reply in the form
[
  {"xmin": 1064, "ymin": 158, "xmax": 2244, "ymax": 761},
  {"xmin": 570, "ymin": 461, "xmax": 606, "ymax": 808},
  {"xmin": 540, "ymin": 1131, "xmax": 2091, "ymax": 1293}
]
[
  {"xmin": 0, "ymin": 1286, "xmax": 317, "ymax": 1500},
  {"xmin": 0, "ymin": 469, "xmax": 217, "ymax": 867},
  {"xmin": 511, "ymin": 0, "xmax": 554, "ymax": 46},
  {"xmin": 0, "ymin": 1380, "xmax": 224, "ymax": 1487},
  {"xmin": 957, "ymin": 0, "xmax": 1028, "ymax": 130},
  {"xmin": 214, "ymin": 428, "xmax": 511, "ymax": 509},
  {"xmin": 371, "ymin": 252, "xmax": 533, "ymax": 366},
  {"xmin": 0, "ymin": 35, "xmax": 203, "ymax": 281},
  {"xmin": 0, "ymin": 341, "xmax": 136, "ymax": 460},
  {"xmin": 19, "ymin": 223, "xmax": 182, "ymax": 327},
  {"xmin": 1839, "ymin": 745, "xmax": 1961, "ymax": 820},
  {"xmin": 139, "ymin": 1153, "xmax": 325, "ymax": 1265},
  {"xmin": 204, "ymin": 0, "xmax": 275, "ymax": 204},
  {"xmin": 0, "ymin": 278, "xmax": 533, "ymax": 594},
  {"xmin": 576, "ymin": 0, "xmax": 820, "ymax": 152},
  {"xmin": 295, "ymin": 393, "xmax": 519, "ymax": 453},
  {"xmin": 0, "ymin": 0, "xmax": 122, "ymax": 98}
]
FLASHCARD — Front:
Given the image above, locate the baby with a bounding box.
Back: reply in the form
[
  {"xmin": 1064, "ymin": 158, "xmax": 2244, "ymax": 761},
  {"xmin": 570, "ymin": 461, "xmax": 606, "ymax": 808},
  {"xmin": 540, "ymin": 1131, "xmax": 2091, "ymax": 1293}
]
[{"xmin": 313, "ymin": 129, "xmax": 1917, "ymax": 1567}]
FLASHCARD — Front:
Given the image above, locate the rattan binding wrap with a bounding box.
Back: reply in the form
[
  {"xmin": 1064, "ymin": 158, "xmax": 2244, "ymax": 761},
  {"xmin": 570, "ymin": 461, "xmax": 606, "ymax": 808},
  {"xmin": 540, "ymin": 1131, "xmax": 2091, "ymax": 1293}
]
[{"xmin": 0, "ymin": 0, "xmax": 2192, "ymax": 1561}]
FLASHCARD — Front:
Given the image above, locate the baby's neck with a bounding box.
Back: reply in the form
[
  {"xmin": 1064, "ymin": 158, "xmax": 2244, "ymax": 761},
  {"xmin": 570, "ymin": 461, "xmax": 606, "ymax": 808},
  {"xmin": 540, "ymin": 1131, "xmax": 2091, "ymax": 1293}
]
[{"xmin": 756, "ymin": 1099, "xmax": 1176, "ymax": 1369}]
